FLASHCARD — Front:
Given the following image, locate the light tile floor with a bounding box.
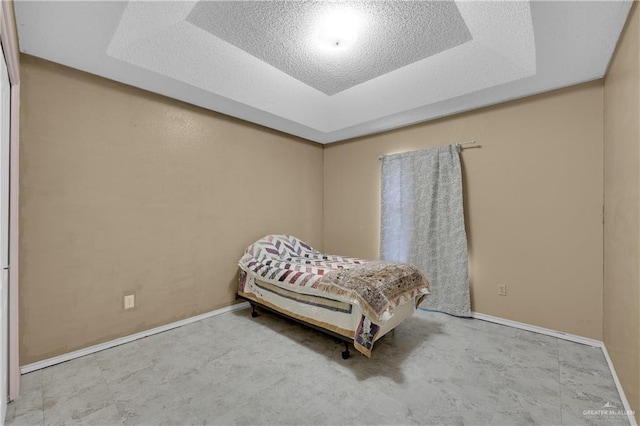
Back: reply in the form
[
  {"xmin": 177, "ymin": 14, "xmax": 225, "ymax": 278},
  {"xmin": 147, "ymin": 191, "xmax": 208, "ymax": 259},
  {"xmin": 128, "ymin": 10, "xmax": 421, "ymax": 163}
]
[{"xmin": 5, "ymin": 309, "xmax": 630, "ymax": 426}]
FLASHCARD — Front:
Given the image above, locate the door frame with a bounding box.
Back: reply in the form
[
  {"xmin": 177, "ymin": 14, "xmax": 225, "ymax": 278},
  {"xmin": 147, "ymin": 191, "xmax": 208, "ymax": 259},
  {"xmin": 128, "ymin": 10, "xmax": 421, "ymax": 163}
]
[{"xmin": 0, "ymin": 0, "xmax": 20, "ymax": 401}]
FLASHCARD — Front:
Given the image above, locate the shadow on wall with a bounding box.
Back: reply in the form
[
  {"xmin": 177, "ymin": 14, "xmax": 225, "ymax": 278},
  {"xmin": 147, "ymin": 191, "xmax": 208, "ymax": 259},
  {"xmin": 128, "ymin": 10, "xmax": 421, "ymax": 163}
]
[{"xmin": 228, "ymin": 269, "xmax": 240, "ymax": 297}]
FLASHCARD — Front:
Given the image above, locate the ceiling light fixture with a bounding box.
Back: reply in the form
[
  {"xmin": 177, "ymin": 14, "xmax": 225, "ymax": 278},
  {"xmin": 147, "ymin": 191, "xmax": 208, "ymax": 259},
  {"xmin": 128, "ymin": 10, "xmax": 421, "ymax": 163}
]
[{"xmin": 316, "ymin": 9, "xmax": 360, "ymax": 51}]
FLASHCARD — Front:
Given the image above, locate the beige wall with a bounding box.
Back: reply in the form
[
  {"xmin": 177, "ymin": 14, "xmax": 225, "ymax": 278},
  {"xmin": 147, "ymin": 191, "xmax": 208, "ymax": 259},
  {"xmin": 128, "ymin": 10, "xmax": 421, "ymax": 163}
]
[
  {"xmin": 19, "ymin": 55, "xmax": 324, "ymax": 365},
  {"xmin": 19, "ymin": 19, "xmax": 635, "ymax": 401},
  {"xmin": 324, "ymin": 81, "xmax": 604, "ymax": 340},
  {"xmin": 604, "ymin": 3, "xmax": 640, "ymax": 418}
]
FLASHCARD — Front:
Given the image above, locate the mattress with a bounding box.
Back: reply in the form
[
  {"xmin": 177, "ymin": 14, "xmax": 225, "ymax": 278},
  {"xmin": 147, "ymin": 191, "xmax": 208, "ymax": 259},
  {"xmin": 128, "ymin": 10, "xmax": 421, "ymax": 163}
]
[{"xmin": 238, "ymin": 235, "xmax": 430, "ymax": 357}]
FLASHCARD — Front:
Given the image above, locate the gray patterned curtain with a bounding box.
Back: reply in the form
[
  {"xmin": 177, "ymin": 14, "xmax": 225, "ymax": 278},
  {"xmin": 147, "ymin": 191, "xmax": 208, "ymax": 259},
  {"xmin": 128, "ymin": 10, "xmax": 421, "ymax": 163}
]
[{"xmin": 380, "ymin": 145, "xmax": 470, "ymax": 317}]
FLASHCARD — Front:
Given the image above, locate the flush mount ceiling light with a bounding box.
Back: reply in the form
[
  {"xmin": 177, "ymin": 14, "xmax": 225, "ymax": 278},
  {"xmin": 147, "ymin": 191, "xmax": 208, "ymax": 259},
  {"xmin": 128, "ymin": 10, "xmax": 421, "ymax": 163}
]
[{"xmin": 316, "ymin": 9, "xmax": 361, "ymax": 51}]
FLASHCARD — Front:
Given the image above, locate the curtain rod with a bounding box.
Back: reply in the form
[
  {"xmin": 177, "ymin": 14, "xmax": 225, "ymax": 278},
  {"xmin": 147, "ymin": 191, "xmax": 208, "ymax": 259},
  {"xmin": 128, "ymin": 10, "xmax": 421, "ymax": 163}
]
[{"xmin": 378, "ymin": 140, "xmax": 476, "ymax": 160}]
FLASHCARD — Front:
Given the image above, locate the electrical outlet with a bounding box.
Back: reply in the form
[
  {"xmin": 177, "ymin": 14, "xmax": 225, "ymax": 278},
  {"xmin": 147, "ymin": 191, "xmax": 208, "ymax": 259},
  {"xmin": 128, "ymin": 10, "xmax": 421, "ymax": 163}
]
[
  {"xmin": 124, "ymin": 294, "xmax": 135, "ymax": 309},
  {"xmin": 498, "ymin": 285, "xmax": 507, "ymax": 296}
]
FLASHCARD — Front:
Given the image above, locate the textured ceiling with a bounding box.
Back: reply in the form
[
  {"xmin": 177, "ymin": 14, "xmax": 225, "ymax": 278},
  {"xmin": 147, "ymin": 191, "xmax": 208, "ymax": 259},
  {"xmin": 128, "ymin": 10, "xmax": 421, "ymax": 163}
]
[
  {"xmin": 186, "ymin": 1, "xmax": 473, "ymax": 95},
  {"xmin": 107, "ymin": 0, "xmax": 537, "ymax": 133},
  {"xmin": 14, "ymin": 1, "xmax": 633, "ymax": 144}
]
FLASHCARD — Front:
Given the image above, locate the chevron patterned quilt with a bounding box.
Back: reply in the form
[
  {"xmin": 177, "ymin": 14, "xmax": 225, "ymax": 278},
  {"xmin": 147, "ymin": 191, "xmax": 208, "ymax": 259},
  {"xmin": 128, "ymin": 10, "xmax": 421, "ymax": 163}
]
[{"xmin": 238, "ymin": 234, "xmax": 430, "ymax": 326}]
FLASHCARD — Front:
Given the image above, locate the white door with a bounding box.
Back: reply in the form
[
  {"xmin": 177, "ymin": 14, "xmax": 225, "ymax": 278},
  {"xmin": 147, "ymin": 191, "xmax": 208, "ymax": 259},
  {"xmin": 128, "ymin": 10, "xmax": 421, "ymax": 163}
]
[{"xmin": 0, "ymin": 44, "xmax": 10, "ymax": 424}]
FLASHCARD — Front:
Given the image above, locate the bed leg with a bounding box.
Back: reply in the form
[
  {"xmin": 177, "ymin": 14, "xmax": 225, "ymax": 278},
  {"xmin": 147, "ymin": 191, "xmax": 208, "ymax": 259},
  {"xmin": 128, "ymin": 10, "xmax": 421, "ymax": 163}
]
[
  {"xmin": 250, "ymin": 304, "xmax": 259, "ymax": 318},
  {"xmin": 341, "ymin": 341, "xmax": 351, "ymax": 360}
]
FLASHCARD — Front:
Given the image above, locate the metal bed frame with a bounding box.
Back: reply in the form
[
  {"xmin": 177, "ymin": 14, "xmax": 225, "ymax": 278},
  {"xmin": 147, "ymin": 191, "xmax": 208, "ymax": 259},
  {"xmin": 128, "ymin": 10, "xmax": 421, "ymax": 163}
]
[{"xmin": 236, "ymin": 293, "xmax": 352, "ymax": 359}]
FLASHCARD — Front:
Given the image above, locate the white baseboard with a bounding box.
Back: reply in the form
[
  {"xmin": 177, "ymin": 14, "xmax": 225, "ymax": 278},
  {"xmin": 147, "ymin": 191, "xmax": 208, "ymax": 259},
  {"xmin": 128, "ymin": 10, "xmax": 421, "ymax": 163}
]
[
  {"xmin": 19, "ymin": 304, "xmax": 636, "ymax": 426},
  {"xmin": 601, "ymin": 343, "xmax": 637, "ymax": 425},
  {"xmin": 471, "ymin": 311, "xmax": 602, "ymax": 347},
  {"xmin": 472, "ymin": 311, "xmax": 636, "ymax": 426},
  {"xmin": 20, "ymin": 302, "xmax": 250, "ymax": 374}
]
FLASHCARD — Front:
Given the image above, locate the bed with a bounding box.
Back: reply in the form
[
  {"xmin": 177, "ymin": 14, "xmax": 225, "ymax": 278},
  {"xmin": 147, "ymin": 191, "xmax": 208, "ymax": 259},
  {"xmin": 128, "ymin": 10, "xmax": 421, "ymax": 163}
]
[{"xmin": 237, "ymin": 235, "xmax": 430, "ymax": 358}]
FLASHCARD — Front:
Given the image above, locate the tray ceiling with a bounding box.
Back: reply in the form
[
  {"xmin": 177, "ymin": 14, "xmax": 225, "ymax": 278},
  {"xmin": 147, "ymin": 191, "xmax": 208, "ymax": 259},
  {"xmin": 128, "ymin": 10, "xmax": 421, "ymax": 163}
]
[
  {"xmin": 15, "ymin": 1, "xmax": 633, "ymax": 144},
  {"xmin": 185, "ymin": 1, "xmax": 472, "ymax": 95}
]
